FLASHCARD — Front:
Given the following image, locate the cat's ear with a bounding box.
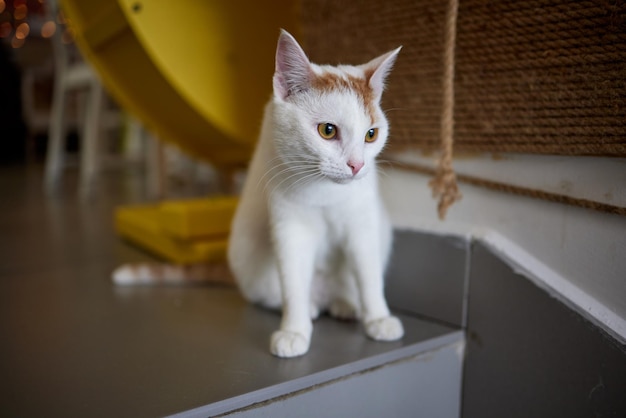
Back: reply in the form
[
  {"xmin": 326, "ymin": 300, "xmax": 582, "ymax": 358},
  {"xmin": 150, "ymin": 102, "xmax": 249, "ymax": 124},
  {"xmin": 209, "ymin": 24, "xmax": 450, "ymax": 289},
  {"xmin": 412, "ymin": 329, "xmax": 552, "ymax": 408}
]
[
  {"xmin": 273, "ymin": 29, "xmax": 312, "ymax": 100},
  {"xmin": 363, "ymin": 46, "xmax": 402, "ymax": 100}
]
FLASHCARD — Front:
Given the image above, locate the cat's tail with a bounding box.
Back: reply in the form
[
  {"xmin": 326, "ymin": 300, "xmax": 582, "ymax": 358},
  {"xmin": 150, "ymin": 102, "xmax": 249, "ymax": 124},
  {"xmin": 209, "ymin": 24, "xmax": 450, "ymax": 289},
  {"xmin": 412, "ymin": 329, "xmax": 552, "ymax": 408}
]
[{"xmin": 112, "ymin": 262, "xmax": 235, "ymax": 287}]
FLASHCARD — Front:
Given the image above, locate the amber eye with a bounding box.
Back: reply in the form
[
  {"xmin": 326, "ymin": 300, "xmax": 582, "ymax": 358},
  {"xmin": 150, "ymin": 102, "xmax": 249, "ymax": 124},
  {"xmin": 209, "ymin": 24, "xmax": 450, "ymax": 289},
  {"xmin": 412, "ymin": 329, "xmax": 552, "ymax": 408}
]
[
  {"xmin": 365, "ymin": 128, "xmax": 379, "ymax": 143},
  {"xmin": 317, "ymin": 123, "xmax": 337, "ymax": 140}
]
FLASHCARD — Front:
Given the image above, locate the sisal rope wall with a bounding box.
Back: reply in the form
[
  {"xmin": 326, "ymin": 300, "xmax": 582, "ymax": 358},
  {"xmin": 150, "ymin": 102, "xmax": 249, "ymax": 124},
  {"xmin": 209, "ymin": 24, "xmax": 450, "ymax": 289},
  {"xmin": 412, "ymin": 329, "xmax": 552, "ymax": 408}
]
[
  {"xmin": 301, "ymin": 0, "xmax": 626, "ymax": 217},
  {"xmin": 454, "ymin": 0, "xmax": 625, "ymax": 156}
]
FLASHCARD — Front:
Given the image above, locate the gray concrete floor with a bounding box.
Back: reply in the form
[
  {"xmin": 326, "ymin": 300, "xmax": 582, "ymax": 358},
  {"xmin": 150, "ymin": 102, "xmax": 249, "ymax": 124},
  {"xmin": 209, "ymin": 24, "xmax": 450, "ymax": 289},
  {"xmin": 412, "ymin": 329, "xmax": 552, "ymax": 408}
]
[{"xmin": 0, "ymin": 164, "xmax": 154, "ymax": 275}]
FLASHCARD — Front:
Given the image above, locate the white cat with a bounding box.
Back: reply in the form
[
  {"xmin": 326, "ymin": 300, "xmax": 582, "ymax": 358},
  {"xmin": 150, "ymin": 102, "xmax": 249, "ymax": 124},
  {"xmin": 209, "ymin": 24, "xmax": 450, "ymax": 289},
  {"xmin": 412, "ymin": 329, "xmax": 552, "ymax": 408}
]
[{"xmin": 228, "ymin": 30, "xmax": 403, "ymax": 358}]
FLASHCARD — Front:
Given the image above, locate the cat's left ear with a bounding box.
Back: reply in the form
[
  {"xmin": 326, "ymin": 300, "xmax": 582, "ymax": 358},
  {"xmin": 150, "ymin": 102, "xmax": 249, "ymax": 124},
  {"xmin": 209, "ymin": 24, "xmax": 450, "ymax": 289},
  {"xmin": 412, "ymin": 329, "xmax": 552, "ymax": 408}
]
[{"xmin": 362, "ymin": 46, "xmax": 402, "ymax": 100}]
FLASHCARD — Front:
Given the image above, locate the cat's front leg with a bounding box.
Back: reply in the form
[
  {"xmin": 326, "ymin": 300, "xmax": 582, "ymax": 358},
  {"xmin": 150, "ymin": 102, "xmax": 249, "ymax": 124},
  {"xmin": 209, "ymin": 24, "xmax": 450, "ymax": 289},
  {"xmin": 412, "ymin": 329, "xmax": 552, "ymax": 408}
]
[
  {"xmin": 269, "ymin": 207, "xmax": 317, "ymax": 358},
  {"xmin": 346, "ymin": 214, "xmax": 404, "ymax": 342}
]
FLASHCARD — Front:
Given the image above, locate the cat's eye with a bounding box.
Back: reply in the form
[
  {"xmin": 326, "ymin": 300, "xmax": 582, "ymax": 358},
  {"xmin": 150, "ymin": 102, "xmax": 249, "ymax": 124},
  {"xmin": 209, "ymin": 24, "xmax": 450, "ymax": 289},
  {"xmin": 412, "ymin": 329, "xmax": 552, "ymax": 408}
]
[
  {"xmin": 365, "ymin": 128, "xmax": 379, "ymax": 143},
  {"xmin": 317, "ymin": 123, "xmax": 337, "ymax": 140}
]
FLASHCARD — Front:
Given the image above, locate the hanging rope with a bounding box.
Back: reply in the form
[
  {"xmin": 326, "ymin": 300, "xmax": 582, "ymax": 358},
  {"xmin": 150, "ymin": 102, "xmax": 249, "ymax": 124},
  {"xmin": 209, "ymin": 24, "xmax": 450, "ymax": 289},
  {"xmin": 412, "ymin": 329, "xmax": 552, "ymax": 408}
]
[{"xmin": 429, "ymin": 0, "xmax": 462, "ymax": 220}]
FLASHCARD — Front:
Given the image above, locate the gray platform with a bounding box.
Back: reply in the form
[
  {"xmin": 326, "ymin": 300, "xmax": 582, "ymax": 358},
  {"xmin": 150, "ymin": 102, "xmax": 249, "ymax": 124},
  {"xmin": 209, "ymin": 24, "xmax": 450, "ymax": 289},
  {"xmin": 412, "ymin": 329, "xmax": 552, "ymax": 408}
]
[
  {"xmin": 0, "ymin": 167, "xmax": 463, "ymax": 417},
  {"xmin": 1, "ymin": 278, "xmax": 461, "ymax": 417}
]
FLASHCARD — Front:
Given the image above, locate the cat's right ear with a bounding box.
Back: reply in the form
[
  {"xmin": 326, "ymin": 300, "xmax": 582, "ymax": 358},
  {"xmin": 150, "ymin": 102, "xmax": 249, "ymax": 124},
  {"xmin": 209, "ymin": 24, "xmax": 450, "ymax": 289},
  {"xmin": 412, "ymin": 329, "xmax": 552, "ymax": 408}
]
[{"xmin": 273, "ymin": 29, "xmax": 312, "ymax": 100}]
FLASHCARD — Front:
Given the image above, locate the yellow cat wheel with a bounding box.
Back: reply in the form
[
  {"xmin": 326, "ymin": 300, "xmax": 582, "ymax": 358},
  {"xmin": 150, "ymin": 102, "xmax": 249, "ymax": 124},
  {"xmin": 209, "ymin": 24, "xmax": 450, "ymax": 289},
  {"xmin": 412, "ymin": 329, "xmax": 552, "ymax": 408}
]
[{"xmin": 61, "ymin": 0, "xmax": 298, "ymax": 168}]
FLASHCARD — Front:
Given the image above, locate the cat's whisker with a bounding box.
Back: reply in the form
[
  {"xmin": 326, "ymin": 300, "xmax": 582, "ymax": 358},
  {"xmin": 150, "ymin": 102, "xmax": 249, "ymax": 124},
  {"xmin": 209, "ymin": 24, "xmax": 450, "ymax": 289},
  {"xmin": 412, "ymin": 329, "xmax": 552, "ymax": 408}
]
[
  {"xmin": 281, "ymin": 176, "xmax": 320, "ymax": 198},
  {"xmin": 255, "ymin": 154, "xmax": 315, "ymax": 181},
  {"xmin": 256, "ymin": 160, "xmax": 318, "ymax": 191},
  {"xmin": 268, "ymin": 167, "xmax": 319, "ymax": 197},
  {"xmin": 376, "ymin": 159, "xmax": 397, "ymax": 171},
  {"xmin": 261, "ymin": 163, "xmax": 317, "ymax": 194},
  {"xmin": 383, "ymin": 107, "xmax": 408, "ymax": 114},
  {"xmin": 282, "ymin": 171, "xmax": 323, "ymax": 196},
  {"xmin": 263, "ymin": 166, "xmax": 298, "ymax": 194},
  {"xmin": 376, "ymin": 167, "xmax": 390, "ymax": 179},
  {"xmin": 257, "ymin": 163, "xmax": 284, "ymax": 190},
  {"xmin": 270, "ymin": 166, "xmax": 319, "ymax": 190},
  {"xmin": 376, "ymin": 159, "xmax": 395, "ymax": 179},
  {"xmin": 263, "ymin": 162, "xmax": 317, "ymax": 187}
]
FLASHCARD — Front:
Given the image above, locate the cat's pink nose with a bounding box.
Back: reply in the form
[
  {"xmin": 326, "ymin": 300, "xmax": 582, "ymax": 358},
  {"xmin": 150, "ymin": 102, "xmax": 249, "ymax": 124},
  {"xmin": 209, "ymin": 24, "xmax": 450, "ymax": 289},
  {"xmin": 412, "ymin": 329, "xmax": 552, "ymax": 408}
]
[{"xmin": 347, "ymin": 160, "xmax": 364, "ymax": 175}]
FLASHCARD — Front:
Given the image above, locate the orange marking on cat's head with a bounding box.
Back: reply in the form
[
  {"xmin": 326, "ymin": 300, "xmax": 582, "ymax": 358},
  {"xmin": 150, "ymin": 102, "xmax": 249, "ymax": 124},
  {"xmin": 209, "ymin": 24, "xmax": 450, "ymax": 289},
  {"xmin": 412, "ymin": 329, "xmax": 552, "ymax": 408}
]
[{"xmin": 311, "ymin": 71, "xmax": 377, "ymax": 124}]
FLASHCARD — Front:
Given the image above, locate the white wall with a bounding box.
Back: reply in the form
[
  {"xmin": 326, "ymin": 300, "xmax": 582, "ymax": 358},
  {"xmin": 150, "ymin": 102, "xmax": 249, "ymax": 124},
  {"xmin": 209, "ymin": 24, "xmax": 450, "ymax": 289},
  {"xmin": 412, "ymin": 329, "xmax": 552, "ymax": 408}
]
[{"xmin": 380, "ymin": 153, "xmax": 626, "ymax": 343}]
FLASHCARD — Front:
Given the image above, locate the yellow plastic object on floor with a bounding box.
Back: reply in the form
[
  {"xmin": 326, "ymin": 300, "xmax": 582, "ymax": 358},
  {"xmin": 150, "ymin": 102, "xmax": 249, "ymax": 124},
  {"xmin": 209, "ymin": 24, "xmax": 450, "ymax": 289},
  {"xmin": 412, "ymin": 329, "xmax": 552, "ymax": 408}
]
[
  {"xmin": 158, "ymin": 197, "xmax": 238, "ymax": 239},
  {"xmin": 60, "ymin": 0, "xmax": 298, "ymax": 168},
  {"xmin": 115, "ymin": 197, "xmax": 238, "ymax": 264}
]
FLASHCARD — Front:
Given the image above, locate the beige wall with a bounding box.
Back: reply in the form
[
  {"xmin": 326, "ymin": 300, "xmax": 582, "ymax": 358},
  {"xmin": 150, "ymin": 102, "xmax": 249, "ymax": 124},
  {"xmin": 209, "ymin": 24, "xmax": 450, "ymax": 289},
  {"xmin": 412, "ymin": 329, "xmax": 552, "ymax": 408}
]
[{"xmin": 381, "ymin": 153, "xmax": 626, "ymax": 343}]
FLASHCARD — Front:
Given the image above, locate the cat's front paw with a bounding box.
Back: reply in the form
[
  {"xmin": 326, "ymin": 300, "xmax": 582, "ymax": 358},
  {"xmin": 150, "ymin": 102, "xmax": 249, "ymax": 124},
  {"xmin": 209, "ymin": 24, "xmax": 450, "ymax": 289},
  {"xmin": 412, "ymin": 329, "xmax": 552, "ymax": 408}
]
[
  {"xmin": 270, "ymin": 330, "xmax": 310, "ymax": 358},
  {"xmin": 365, "ymin": 316, "xmax": 404, "ymax": 341}
]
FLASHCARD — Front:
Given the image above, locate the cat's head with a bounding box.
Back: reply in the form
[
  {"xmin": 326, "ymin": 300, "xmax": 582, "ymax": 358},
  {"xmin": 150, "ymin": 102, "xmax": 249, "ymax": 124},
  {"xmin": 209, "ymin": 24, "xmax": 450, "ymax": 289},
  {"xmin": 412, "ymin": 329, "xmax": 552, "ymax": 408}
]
[{"xmin": 271, "ymin": 30, "xmax": 400, "ymax": 184}]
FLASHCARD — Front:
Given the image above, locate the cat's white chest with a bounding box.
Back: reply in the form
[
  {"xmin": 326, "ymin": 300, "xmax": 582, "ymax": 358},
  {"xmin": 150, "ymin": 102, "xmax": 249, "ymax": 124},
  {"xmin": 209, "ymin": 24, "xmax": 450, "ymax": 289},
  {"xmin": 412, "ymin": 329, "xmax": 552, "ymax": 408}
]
[
  {"xmin": 276, "ymin": 175, "xmax": 372, "ymax": 208},
  {"xmin": 272, "ymin": 178, "xmax": 379, "ymax": 266}
]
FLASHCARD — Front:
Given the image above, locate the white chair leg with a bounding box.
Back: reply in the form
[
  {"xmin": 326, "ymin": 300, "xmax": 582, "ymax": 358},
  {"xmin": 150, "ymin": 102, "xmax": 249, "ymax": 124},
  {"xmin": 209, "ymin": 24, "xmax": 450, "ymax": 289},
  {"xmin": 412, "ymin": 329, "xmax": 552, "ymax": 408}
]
[
  {"xmin": 126, "ymin": 117, "xmax": 145, "ymax": 163},
  {"xmin": 44, "ymin": 79, "xmax": 68, "ymax": 194},
  {"xmin": 79, "ymin": 83, "xmax": 104, "ymax": 198},
  {"xmin": 146, "ymin": 134, "xmax": 167, "ymax": 199}
]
